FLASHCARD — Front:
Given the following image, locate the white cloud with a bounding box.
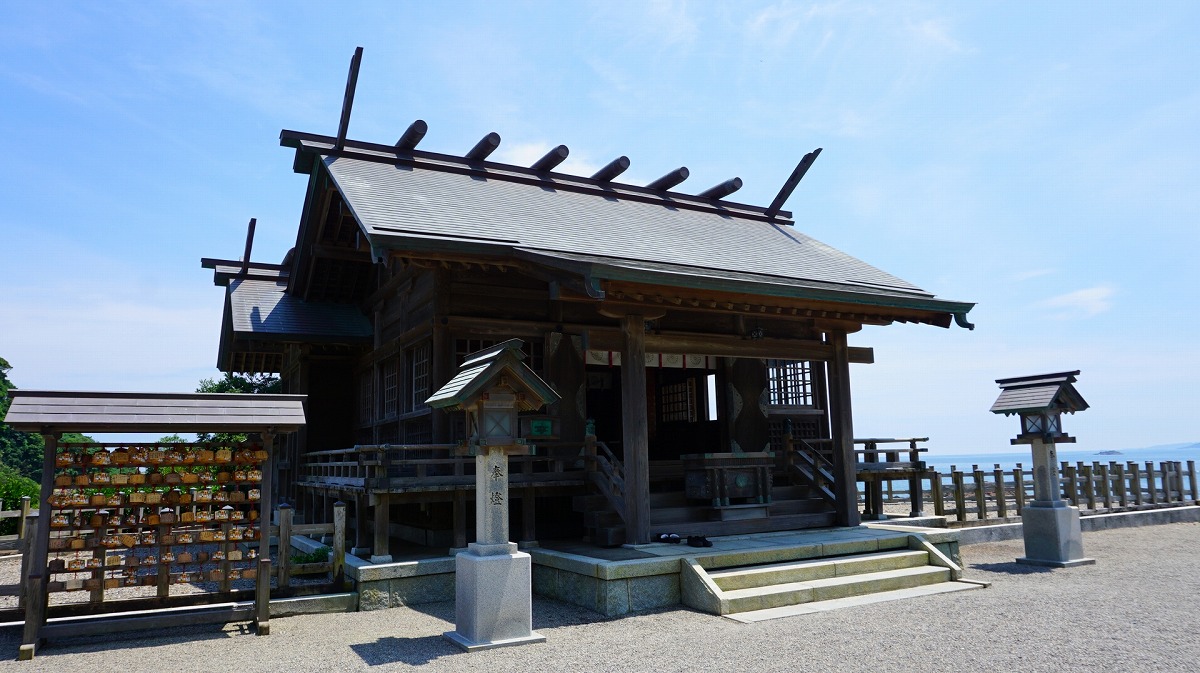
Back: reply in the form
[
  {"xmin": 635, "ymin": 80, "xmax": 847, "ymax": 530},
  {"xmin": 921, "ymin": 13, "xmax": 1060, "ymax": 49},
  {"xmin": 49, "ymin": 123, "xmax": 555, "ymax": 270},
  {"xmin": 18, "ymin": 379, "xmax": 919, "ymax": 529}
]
[
  {"xmin": 1036, "ymin": 285, "xmax": 1116, "ymax": 318},
  {"xmin": 492, "ymin": 140, "xmax": 602, "ymax": 179},
  {"xmin": 1011, "ymin": 268, "xmax": 1055, "ymax": 282},
  {"xmin": 644, "ymin": 0, "xmax": 699, "ymax": 47},
  {"xmin": 903, "ymin": 17, "xmax": 971, "ymax": 55}
]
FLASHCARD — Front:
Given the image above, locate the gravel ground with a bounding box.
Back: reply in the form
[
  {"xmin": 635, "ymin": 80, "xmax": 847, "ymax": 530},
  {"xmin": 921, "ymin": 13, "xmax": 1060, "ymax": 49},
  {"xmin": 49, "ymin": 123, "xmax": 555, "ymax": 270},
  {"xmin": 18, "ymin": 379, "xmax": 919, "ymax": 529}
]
[{"xmin": 1, "ymin": 522, "xmax": 1197, "ymax": 672}]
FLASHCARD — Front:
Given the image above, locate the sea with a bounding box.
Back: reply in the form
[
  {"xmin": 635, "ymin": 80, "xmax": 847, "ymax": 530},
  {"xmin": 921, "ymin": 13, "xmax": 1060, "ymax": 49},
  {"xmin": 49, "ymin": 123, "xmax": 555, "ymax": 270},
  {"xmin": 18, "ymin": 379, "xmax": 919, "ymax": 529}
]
[{"xmin": 923, "ymin": 442, "xmax": 1200, "ymax": 473}]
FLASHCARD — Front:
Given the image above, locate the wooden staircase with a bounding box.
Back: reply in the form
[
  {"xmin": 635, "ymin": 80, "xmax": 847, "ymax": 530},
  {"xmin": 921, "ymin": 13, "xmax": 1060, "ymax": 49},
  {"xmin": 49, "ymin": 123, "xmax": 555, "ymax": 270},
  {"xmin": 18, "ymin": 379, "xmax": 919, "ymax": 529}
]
[{"xmin": 681, "ymin": 534, "xmax": 984, "ymax": 620}]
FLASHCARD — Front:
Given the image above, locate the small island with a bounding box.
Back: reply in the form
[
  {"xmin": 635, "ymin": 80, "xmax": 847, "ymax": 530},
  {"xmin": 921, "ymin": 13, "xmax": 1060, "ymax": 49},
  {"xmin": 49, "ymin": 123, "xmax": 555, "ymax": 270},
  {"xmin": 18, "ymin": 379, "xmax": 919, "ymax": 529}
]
[{"xmin": 1097, "ymin": 450, "xmax": 1123, "ymax": 456}]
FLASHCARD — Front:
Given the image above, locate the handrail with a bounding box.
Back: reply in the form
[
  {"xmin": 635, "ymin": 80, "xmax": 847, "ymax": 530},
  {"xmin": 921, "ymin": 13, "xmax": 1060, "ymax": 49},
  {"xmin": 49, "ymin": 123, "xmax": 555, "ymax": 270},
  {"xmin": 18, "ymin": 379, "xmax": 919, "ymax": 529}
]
[
  {"xmin": 782, "ymin": 435, "xmax": 836, "ymax": 505},
  {"xmin": 585, "ymin": 438, "xmax": 626, "ymax": 521}
]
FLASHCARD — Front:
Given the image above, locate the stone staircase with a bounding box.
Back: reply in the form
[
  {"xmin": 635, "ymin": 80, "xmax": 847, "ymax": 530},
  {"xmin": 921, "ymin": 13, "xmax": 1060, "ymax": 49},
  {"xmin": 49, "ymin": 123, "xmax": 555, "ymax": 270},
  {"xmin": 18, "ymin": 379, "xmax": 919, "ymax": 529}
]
[
  {"xmin": 681, "ymin": 534, "xmax": 984, "ymax": 621},
  {"xmin": 575, "ymin": 484, "xmax": 836, "ymax": 547}
]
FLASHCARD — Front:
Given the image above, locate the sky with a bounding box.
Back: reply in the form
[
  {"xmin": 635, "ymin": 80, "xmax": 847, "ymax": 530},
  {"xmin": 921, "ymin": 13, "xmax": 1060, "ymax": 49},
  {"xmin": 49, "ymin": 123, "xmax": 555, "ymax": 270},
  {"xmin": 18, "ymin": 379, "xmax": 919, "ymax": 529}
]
[{"xmin": 1, "ymin": 1, "xmax": 1197, "ymax": 455}]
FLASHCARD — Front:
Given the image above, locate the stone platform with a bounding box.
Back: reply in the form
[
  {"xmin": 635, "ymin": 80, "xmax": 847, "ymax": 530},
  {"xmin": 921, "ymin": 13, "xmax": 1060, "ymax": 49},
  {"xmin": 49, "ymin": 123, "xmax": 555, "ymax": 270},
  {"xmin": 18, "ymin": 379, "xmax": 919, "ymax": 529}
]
[{"xmin": 342, "ymin": 525, "xmax": 961, "ymax": 617}]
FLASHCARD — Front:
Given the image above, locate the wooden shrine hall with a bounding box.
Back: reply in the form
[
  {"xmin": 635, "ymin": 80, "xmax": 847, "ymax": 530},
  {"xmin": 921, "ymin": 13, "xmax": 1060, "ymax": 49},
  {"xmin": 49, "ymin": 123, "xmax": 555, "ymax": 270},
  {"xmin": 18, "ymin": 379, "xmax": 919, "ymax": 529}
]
[{"xmin": 203, "ymin": 105, "xmax": 975, "ymax": 553}]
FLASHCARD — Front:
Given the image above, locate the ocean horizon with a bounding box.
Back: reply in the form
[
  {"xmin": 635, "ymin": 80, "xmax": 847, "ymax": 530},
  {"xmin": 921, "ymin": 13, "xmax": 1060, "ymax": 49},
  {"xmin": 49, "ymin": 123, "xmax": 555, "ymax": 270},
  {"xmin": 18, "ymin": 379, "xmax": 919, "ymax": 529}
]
[{"xmin": 923, "ymin": 442, "xmax": 1200, "ymax": 472}]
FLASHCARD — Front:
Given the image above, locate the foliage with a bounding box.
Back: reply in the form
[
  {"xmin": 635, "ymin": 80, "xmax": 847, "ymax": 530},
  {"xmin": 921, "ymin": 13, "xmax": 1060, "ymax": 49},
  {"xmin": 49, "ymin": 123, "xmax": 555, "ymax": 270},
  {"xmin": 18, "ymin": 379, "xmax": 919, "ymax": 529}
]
[
  {"xmin": 158, "ymin": 434, "xmax": 188, "ymax": 443},
  {"xmin": 290, "ymin": 546, "xmax": 331, "ymax": 565},
  {"xmin": 195, "ymin": 372, "xmax": 281, "ymax": 443},
  {"xmin": 0, "ymin": 463, "xmax": 39, "ymax": 535}
]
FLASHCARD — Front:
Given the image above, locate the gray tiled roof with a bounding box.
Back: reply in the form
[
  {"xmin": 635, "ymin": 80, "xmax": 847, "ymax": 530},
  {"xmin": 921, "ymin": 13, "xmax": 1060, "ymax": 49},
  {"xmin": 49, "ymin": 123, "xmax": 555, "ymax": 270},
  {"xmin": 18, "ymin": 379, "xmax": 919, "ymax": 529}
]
[
  {"xmin": 324, "ymin": 154, "xmax": 929, "ymax": 296},
  {"xmin": 228, "ymin": 279, "xmax": 371, "ymax": 340},
  {"xmin": 990, "ymin": 371, "xmax": 1089, "ymax": 414}
]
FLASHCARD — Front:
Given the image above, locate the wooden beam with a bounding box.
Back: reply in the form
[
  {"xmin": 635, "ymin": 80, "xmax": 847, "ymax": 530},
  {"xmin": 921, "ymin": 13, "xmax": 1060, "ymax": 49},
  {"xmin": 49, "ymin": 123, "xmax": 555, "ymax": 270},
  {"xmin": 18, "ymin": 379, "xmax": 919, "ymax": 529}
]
[
  {"xmin": 826, "ymin": 332, "xmax": 861, "ymax": 527},
  {"xmin": 334, "ymin": 47, "xmax": 363, "ymax": 152},
  {"xmin": 697, "ymin": 177, "xmax": 743, "ymax": 200},
  {"xmin": 646, "ymin": 167, "xmax": 689, "ymax": 191},
  {"xmin": 591, "ymin": 156, "xmax": 630, "ymax": 183},
  {"xmin": 766, "ymin": 148, "xmax": 821, "ymax": 218},
  {"xmin": 239, "ymin": 218, "xmax": 257, "ymax": 276},
  {"xmin": 621, "ymin": 315, "xmax": 651, "ymax": 545},
  {"xmin": 395, "ymin": 119, "xmax": 428, "ymax": 152},
  {"xmin": 465, "ymin": 132, "xmax": 501, "ymax": 161},
  {"xmin": 530, "ymin": 145, "xmax": 569, "ymax": 173}
]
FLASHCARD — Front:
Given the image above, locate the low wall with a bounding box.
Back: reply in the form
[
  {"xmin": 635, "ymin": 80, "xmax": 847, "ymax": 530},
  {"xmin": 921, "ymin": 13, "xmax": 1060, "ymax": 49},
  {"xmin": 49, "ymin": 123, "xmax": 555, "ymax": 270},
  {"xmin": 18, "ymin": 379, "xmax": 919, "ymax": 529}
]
[{"xmin": 953, "ymin": 505, "xmax": 1200, "ymax": 545}]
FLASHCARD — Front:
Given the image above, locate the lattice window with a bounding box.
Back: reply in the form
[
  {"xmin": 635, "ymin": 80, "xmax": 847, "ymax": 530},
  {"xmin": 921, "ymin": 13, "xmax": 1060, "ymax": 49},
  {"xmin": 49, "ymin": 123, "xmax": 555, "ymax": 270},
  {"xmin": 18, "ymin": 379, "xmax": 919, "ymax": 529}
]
[
  {"xmin": 660, "ymin": 379, "xmax": 697, "ymax": 423},
  {"xmin": 408, "ymin": 342, "xmax": 431, "ymax": 412},
  {"xmin": 403, "ymin": 417, "xmax": 432, "ymax": 444},
  {"xmin": 768, "ymin": 360, "xmax": 813, "ymax": 407},
  {"xmin": 381, "ymin": 357, "xmax": 399, "ymax": 420},
  {"xmin": 358, "ymin": 370, "xmax": 373, "ymax": 427}
]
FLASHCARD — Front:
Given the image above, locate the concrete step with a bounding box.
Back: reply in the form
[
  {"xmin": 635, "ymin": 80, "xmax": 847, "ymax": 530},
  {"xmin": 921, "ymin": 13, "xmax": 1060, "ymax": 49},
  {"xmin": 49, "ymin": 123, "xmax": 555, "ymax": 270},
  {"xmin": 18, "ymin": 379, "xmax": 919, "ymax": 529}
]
[
  {"xmin": 708, "ymin": 549, "xmax": 929, "ymax": 591},
  {"xmin": 725, "ymin": 581, "xmax": 985, "ymax": 623},
  {"xmin": 719, "ymin": 565, "xmax": 950, "ymax": 614}
]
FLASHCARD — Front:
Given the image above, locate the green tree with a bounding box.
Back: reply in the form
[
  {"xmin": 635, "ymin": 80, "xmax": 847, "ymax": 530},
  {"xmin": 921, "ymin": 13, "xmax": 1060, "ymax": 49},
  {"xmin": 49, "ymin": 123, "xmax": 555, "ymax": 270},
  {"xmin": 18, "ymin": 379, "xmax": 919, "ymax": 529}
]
[
  {"xmin": 195, "ymin": 372, "xmax": 281, "ymax": 443},
  {"xmin": 1, "ymin": 357, "xmax": 97, "ymax": 482},
  {"xmin": 0, "ymin": 463, "xmax": 38, "ymax": 534}
]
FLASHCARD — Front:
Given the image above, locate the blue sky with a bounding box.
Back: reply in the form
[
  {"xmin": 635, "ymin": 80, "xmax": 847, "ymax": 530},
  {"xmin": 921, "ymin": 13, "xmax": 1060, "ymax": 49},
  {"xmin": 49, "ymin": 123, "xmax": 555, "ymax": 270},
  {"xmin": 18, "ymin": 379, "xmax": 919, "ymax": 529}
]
[{"xmin": 1, "ymin": 1, "xmax": 1196, "ymax": 454}]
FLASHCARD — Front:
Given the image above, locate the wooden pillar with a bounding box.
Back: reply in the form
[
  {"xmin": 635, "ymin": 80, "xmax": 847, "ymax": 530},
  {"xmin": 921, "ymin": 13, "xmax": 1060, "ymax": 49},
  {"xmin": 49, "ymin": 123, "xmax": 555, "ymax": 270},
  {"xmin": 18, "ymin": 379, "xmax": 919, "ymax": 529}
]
[
  {"xmin": 620, "ymin": 314, "xmax": 651, "ymax": 545},
  {"xmin": 277, "ymin": 504, "xmax": 293, "ymax": 586},
  {"xmin": 372, "ymin": 494, "xmax": 392, "ymax": 563},
  {"xmin": 729, "ymin": 358, "xmax": 770, "ymax": 454},
  {"xmin": 431, "ymin": 270, "xmax": 452, "ymax": 443},
  {"xmin": 547, "ymin": 332, "xmax": 587, "ymax": 442},
  {"xmin": 826, "ymin": 332, "xmax": 860, "ymax": 527},
  {"xmin": 355, "ymin": 495, "xmax": 371, "ymax": 550},
  {"xmin": 332, "ymin": 501, "xmax": 346, "ymax": 588},
  {"xmin": 256, "ymin": 431, "xmax": 275, "ymax": 636},
  {"xmin": 21, "ymin": 432, "xmax": 59, "ymax": 658}
]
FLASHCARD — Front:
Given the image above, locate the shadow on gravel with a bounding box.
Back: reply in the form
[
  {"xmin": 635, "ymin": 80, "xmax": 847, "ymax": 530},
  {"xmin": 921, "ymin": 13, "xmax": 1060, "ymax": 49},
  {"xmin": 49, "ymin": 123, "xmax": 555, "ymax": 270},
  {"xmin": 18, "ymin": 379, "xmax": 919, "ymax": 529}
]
[
  {"xmin": 970, "ymin": 561, "xmax": 1054, "ymax": 575},
  {"xmin": 351, "ymin": 635, "xmax": 460, "ymax": 666}
]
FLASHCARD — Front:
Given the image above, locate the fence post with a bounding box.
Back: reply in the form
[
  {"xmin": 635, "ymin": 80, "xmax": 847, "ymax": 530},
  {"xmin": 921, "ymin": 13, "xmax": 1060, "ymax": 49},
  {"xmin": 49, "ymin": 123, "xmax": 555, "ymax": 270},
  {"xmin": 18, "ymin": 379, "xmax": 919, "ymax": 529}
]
[
  {"xmin": 332, "ymin": 501, "xmax": 346, "ymax": 589},
  {"xmin": 908, "ymin": 440, "xmax": 924, "ymax": 518},
  {"xmin": 972, "ymin": 466, "xmax": 988, "ymax": 520},
  {"xmin": 18, "ymin": 512, "xmax": 37, "ymax": 610},
  {"xmin": 992, "ymin": 464, "xmax": 1007, "ymax": 518},
  {"xmin": 952, "ymin": 468, "xmax": 967, "ymax": 522},
  {"xmin": 1081, "ymin": 463, "xmax": 1096, "ymax": 511},
  {"xmin": 932, "ymin": 471, "xmax": 945, "ymax": 517},
  {"xmin": 1129, "ymin": 463, "xmax": 1142, "ymax": 505},
  {"xmin": 278, "ymin": 504, "xmax": 293, "ymax": 588},
  {"xmin": 1013, "ymin": 464, "xmax": 1025, "ymax": 515},
  {"xmin": 256, "ymin": 557, "xmax": 271, "ymax": 636},
  {"xmin": 18, "ymin": 496, "xmax": 31, "ymax": 540},
  {"xmin": 1063, "ymin": 463, "xmax": 1078, "ymax": 505},
  {"xmin": 1189, "ymin": 460, "xmax": 1199, "ymax": 502},
  {"xmin": 1171, "ymin": 462, "xmax": 1183, "ymax": 502},
  {"xmin": 1114, "ymin": 462, "xmax": 1127, "ymax": 508},
  {"xmin": 1146, "ymin": 462, "xmax": 1158, "ymax": 504},
  {"xmin": 1098, "ymin": 463, "xmax": 1112, "ymax": 509}
]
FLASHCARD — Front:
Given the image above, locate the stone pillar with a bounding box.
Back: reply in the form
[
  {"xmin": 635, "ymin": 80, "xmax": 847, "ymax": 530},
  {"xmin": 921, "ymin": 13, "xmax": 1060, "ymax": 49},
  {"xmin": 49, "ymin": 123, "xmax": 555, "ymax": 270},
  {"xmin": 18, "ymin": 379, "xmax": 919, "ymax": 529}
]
[
  {"xmin": 1017, "ymin": 438, "xmax": 1093, "ymax": 568},
  {"xmin": 445, "ymin": 445, "xmax": 544, "ymax": 651}
]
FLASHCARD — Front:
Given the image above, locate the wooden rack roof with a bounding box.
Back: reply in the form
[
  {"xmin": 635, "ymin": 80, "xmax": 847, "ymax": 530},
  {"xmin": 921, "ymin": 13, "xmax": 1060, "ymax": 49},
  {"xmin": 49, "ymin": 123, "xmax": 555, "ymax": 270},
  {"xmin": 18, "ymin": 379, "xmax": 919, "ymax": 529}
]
[{"xmin": 3, "ymin": 391, "xmax": 307, "ymax": 434}]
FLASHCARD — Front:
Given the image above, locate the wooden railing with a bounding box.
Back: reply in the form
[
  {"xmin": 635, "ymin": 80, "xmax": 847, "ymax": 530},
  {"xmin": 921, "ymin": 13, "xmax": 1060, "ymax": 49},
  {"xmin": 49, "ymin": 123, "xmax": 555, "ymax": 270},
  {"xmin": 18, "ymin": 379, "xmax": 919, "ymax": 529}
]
[
  {"xmin": 0, "ymin": 496, "xmax": 34, "ymax": 549},
  {"xmin": 301, "ymin": 442, "xmax": 588, "ymax": 492},
  {"xmin": 856, "ymin": 438, "xmax": 928, "ymax": 520},
  {"xmin": 583, "ymin": 436, "xmax": 625, "ymax": 521},
  {"xmin": 895, "ymin": 459, "xmax": 1199, "ymax": 525},
  {"xmin": 272, "ymin": 502, "xmax": 346, "ymax": 589}
]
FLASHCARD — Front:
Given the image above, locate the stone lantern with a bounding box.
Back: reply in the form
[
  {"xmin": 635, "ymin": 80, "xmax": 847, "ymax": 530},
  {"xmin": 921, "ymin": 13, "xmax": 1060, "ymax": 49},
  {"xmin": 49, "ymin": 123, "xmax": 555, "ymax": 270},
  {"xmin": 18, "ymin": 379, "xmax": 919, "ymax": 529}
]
[
  {"xmin": 426, "ymin": 339, "xmax": 560, "ymax": 651},
  {"xmin": 990, "ymin": 370, "xmax": 1094, "ymax": 567}
]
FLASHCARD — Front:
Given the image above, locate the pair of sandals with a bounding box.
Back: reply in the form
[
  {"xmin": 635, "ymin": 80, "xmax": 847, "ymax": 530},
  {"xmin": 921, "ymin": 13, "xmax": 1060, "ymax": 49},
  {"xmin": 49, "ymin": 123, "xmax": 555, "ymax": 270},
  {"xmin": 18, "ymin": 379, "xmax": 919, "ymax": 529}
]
[{"xmin": 657, "ymin": 533, "xmax": 713, "ymax": 547}]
